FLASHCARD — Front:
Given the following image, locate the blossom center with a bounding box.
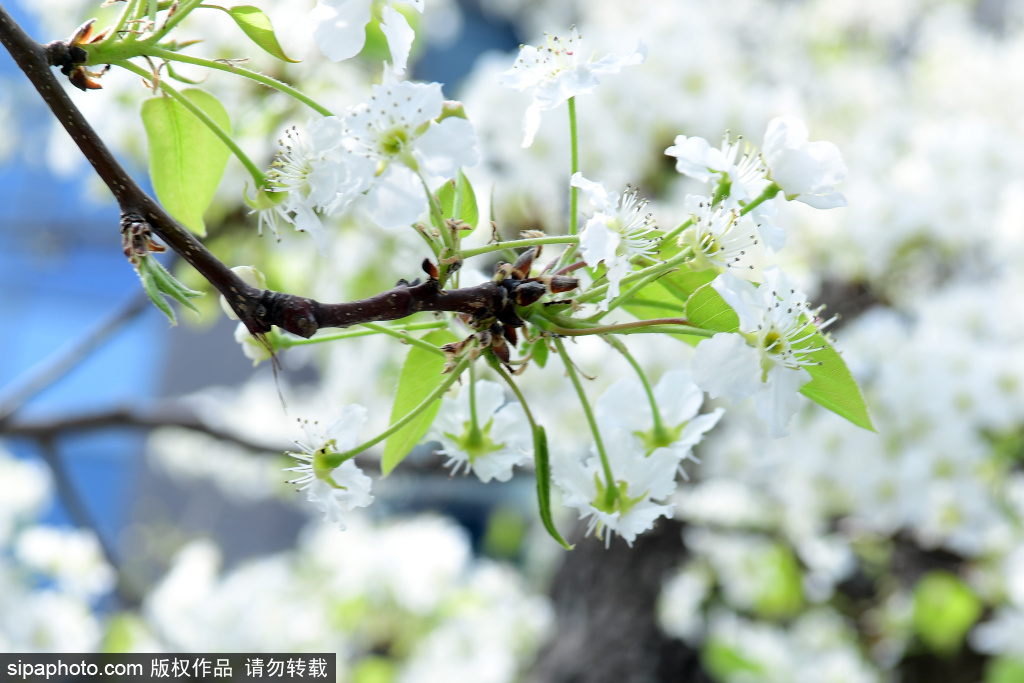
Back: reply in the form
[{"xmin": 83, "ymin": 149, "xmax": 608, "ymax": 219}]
[{"xmin": 444, "ymin": 419, "xmax": 506, "ymax": 463}]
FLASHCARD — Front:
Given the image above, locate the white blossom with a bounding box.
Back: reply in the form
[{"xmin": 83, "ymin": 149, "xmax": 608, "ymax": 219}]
[
  {"xmin": 571, "ymin": 172, "xmax": 657, "ymax": 310},
  {"xmin": 679, "ymin": 194, "xmax": 761, "ymax": 272},
  {"xmin": 339, "ymin": 69, "xmax": 479, "ymax": 229},
  {"xmin": 499, "ymin": 27, "xmax": 646, "ymax": 147},
  {"xmin": 594, "ymin": 367, "xmax": 723, "ymax": 477},
  {"xmin": 552, "ymin": 429, "xmax": 678, "ymax": 547},
  {"xmin": 428, "ymin": 380, "xmax": 532, "ymax": 483},
  {"xmin": 286, "ymin": 406, "xmax": 374, "ymax": 530},
  {"xmin": 693, "ymin": 268, "xmax": 829, "ymax": 437},
  {"xmin": 762, "ymin": 115, "xmax": 848, "ymax": 209}
]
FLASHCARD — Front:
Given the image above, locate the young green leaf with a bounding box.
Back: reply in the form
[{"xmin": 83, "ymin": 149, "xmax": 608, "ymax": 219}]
[
  {"xmin": 141, "ymin": 89, "xmax": 232, "ymax": 236},
  {"xmin": 533, "ymin": 425, "xmax": 573, "ymax": 549},
  {"xmin": 225, "ymin": 6, "xmax": 300, "ymax": 63},
  {"xmin": 436, "ymin": 170, "xmax": 479, "ymax": 231},
  {"xmin": 381, "ymin": 329, "xmax": 457, "ymax": 475},
  {"xmin": 135, "ymin": 256, "xmax": 204, "ymax": 325}
]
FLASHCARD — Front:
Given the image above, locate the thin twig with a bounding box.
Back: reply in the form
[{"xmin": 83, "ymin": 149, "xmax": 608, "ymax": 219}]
[
  {"xmin": 1, "ymin": 403, "xmax": 290, "ymax": 453},
  {"xmin": 35, "ymin": 436, "xmax": 142, "ymax": 608},
  {"xmin": 0, "ymin": 292, "xmax": 150, "ymax": 423}
]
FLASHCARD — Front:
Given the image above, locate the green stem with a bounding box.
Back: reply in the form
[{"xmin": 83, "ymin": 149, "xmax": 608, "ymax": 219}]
[
  {"xmin": 281, "ymin": 321, "xmax": 447, "ymax": 347},
  {"xmin": 323, "ymin": 356, "xmax": 471, "ymax": 467},
  {"xmin": 146, "ymin": 0, "xmax": 202, "ymax": 43},
  {"xmin": 533, "ymin": 315, "xmax": 709, "ymax": 338},
  {"xmin": 659, "ymin": 217, "xmax": 693, "ymax": 246},
  {"xmin": 605, "ymin": 336, "xmax": 666, "ymax": 437},
  {"xmin": 361, "ymin": 323, "xmax": 447, "ymax": 356},
  {"xmin": 590, "ymin": 258, "xmax": 673, "ymax": 318},
  {"xmin": 553, "ymin": 337, "xmax": 616, "ymax": 507},
  {"xmin": 741, "ymin": 182, "xmax": 781, "ymax": 216},
  {"xmin": 487, "ymin": 356, "xmax": 536, "ymax": 427},
  {"xmin": 576, "ymin": 247, "xmax": 693, "ymax": 306},
  {"xmin": 113, "ymin": 59, "xmax": 265, "ymax": 186},
  {"xmin": 145, "ymin": 48, "xmax": 333, "ymax": 116},
  {"xmin": 467, "ymin": 362, "xmax": 482, "ymax": 440},
  {"xmin": 461, "ymin": 235, "xmax": 579, "ymax": 260},
  {"xmin": 568, "ymin": 96, "xmax": 579, "ymax": 236},
  {"xmin": 98, "ymin": 0, "xmax": 139, "ymax": 47}
]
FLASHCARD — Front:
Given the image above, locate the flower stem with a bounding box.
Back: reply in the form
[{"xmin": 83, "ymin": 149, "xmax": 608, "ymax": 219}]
[
  {"xmin": 605, "ymin": 336, "xmax": 666, "ymax": 438},
  {"xmin": 145, "ymin": 48, "xmax": 333, "ymax": 116},
  {"xmin": 568, "ymin": 96, "xmax": 579, "ymax": 236},
  {"xmin": 576, "ymin": 246, "xmax": 693, "ymax": 306},
  {"xmin": 553, "ymin": 337, "xmax": 617, "ymax": 507},
  {"xmin": 323, "ymin": 356, "xmax": 471, "ymax": 468},
  {"xmin": 659, "ymin": 217, "xmax": 693, "ymax": 246},
  {"xmin": 741, "ymin": 182, "xmax": 780, "ymax": 215},
  {"xmin": 460, "ymin": 235, "xmax": 579, "ymax": 259},
  {"xmin": 487, "ymin": 355, "xmax": 536, "ymax": 427},
  {"xmin": 281, "ymin": 321, "xmax": 448, "ymax": 347},
  {"xmin": 112, "ymin": 59, "xmax": 266, "ymax": 187}
]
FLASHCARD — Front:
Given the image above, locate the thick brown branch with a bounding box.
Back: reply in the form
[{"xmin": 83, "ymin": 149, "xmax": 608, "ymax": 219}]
[{"xmin": 0, "ymin": 7, "xmax": 527, "ymax": 341}]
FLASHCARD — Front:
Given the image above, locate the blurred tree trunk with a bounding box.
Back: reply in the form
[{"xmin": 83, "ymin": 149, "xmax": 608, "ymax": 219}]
[{"xmin": 527, "ymin": 519, "xmax": 713, "ymax": 683}]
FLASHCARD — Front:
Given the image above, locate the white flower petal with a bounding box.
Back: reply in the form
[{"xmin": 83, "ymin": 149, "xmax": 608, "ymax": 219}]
[
  {"xmin": 579, "ymin": 215, "xmax": 621, "ymax": 268},
  {"xmin": 752, "ymin": 365, "xmax": 812, "ymax": 437},
  {"xmin": 380, "ymin": 4, "xmax": 415, "ymax": 76},
  {"xmin": 692, "ymin": 333, "xmax": 762, "ymax": 404},
  {"xmin": 364, "ymin": 164, "xmax": 429, "ymax": 229},
  {"xmin": 311, "ymin": 0, "xmax": 372, "ymax": 63},
  {"xmin": 415, "ymin": 117, "xmax": 479, "ymax": 178},
  {"xmin": 570, "ymin": 172, "xmax": 614, "ymax": 213}
]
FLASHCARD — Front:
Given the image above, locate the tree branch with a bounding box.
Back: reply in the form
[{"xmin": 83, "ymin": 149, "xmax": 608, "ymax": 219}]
[
  {"xmin": 0, "ymin": 292, "xmax": 150, "ymax": 423},
  {"xmin": 0, "ymin": 7, "xmax": 541, "ymax": 342}
]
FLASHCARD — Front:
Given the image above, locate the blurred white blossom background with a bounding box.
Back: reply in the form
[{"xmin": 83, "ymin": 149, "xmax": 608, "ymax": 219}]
[{"xmin": 5, "ymin": 0, "xmax": 1024, "ymax": 682}]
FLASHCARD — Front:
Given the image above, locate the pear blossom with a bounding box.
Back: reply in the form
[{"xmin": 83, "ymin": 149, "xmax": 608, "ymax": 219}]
[
  {"xmin": 679, "ymin": 194, "xmax": 761, "ymax": 273},
  {"xmin": 498, "ymin": 27, "xmax": 646, "ymax": 147},
  {"xmin": 552, "ymin": 429, "xmax": 678, "ymax": 547},
  {"xmin": 692, "ymin": 268, "xmax": 830, "ymax": 437},
  {"xmin": 666, "ymin": 132, "xmax": 785, "ymax": 251},
  {"xmin": 594, "ymin": 367, "xmax": 724, "ymax": 477},
  {"xmin": 339, "ymin": 69, "xmax": 479, "ymax": 229},
  {"xmin": 762, "ymin": 116, "xmax": 847, "ymax": 209},
  {"xmin": 428, "ymin": 380, "xmax": 532, "ymax": 483},
  {"xmin": 311, "ymin": 0, "xmax": 424, "ymax": 75},
  {"xmin": 260, "ymin": 118, "xmax": 362, "ymax": 254},
  {"xmin": 285, "ymin": 406, "xmax": 374, "ymax": 530},
  {"xmin": 571, "ymin": 172, "xmax": 658, "ymax": 310}
]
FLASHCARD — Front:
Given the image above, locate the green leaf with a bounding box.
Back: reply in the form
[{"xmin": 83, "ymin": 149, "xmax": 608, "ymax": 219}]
[
  {"xmin": 684, "ymin": 282, "xmax": 874, "ymax": 431},
  {"xmin": 436, "ymin": 170, "xmax": 479, "ymax": 231},
  {"xmin": 684, "ymin": 282, "xmax": 740, "ymax": 333},
  {"xmin": 913, "ymin": 571, "xmax": 982, "ymax": 655},
  {"xmin": 799, "ymin": 337, "xmax": 874, "ymax": 431},
  {"xmin": 225, "ymin": 6, "xmax": 300, "ymax": 63},
  {"xmin": 381, "ymin": 330, "xmax": 457, "ymax": 475},
  {"xmin": 533, "ymin": 425, "xmax": 573, "ymax": 549},
  {"xmin": 141, "ymin": 89, "xmax": 232, "ymax": 236}
]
